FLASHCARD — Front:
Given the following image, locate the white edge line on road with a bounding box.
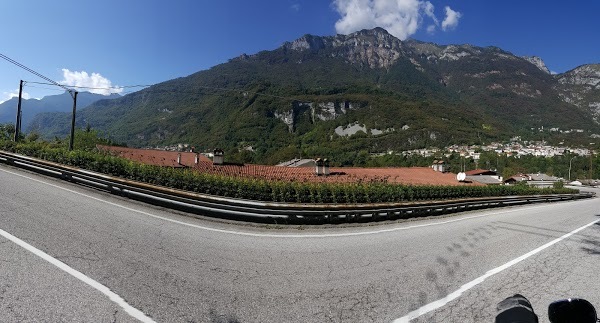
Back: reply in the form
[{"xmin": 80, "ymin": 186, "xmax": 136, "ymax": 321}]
[
  {"xmin": 0, "ymin": 167, "xmax": 561, "ymax": 239},
  {"xmin": 0, "ymin": 227, "xmax": 156, "ymax": 323},
  {"xmin": 392, "ymin": 218, "xmax": 600, "ymax": 323}
]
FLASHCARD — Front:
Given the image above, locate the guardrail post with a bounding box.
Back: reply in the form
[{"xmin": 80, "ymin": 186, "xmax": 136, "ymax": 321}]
[{"xmin": 61, "ymin": 172, "xmax": 73, "ymax": 182}]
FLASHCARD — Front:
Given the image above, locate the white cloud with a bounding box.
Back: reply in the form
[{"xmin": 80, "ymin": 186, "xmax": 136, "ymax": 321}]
[
  {"xmin": 426, "ymin": 24, "xmax": 436, "ymax": 35},
  {"xmin": 333, "ymin": 0, "xmax": 459, "ymax": 40},
  {"xmin": 0, "ymin": 89, "xmax": 31, "ymax": 104},
  {"xmin": 60, "ymin": 69, "xmax": 123, "ymax": 95},
  {"xmin": 333, "ymin": 0, "xmax": 420, "ymax": 40},
  {"xmin": 441, "ymin": 6, "xmax": 462, "ymax": 31},
  {"xmin": 291, "ymin": 3, "xmax": 301, "ymax": 11},
  {"xmin": 422, "ymin": 1, "xmax": 438, "ymax": 25}
]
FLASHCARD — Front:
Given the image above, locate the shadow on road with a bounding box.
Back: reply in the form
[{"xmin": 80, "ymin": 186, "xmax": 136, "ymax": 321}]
[
  {"xmin": 495, "ymin": 220, "xmax": 600, "ymax": 241},
  {"xmin": 495, "ymin": 220, "xmax": 600, "ymax": 256},
  {"xmin": 581, "ymin": 222, "xmax": 600, "ymax": 255},
  {"xmin": 421, "ymin": 223, "xmax": 500, "ymax": 308}
]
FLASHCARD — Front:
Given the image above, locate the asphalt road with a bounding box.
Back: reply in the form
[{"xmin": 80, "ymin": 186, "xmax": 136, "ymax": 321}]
[{"xmin": 1, "ymin": 163, "xmax": 599, "ymax": 323}]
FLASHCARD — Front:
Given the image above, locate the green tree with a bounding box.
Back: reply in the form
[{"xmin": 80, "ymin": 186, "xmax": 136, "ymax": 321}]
[
  {"xmin": 25, "ymin": 131, "xmax": 40, "ymax": 143},
  {"xmin": 65, "ymin": 128, "xmax": 113, "ymax": 151},
  {"xmin": 0, "ymin": 123, "xmax": 15, "ymax": 141}
]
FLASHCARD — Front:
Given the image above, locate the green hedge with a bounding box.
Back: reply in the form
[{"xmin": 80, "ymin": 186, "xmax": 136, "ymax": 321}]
[{"xmin": 0, "ymin": 142, "xmax": 578, "ymax": 204}]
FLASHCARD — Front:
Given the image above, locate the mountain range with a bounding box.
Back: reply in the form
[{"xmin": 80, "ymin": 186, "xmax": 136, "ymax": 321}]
[
  {"xmin": 24, "ymin": 28, "xmax": 600, "ymax": 165},
  {"xmin": 0, "ymin": 91, "xmax": 120, "ymax": 132}
]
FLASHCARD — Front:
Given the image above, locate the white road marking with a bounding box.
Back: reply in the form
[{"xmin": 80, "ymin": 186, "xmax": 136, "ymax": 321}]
[
  {"xmin": 0, "ymin": 227, "xmax": 155, "ymax": 323},
  {"xmin": 0, "ymin": 167, "xmax": 573, "ymax": 239},
  {"xmin": 2, "ymin": 166, "xmax": 597, "ymax": 322},
  {"xmin": 393, "ymin": 218, "xmax": 600, "ymax": 322}
]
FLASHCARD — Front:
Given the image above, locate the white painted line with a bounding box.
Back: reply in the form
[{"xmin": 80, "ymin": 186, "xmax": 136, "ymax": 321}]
[
  {"xmin": 0, "ymin": 227, "xmax": 155, "ymax": 323},
  {"xmin": 393, "ymin": 218, "xmax": 600, "ymax": 322},
  {"xmin": 0, "ymin": 167, "xmax": 562, "ymax": 239}
]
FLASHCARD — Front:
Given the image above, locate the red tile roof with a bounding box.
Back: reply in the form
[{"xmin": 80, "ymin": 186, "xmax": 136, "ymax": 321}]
[
  {"xmin": 98, "ymin": 145, "xmax": 211, "ymax": 168},
  {"xmin": 98, "ymin": 145, "xmax": 477, "ymax": 186},
  {"xmin": 465, "ymin": 169, "xmax": 497, "ymax": 176}
]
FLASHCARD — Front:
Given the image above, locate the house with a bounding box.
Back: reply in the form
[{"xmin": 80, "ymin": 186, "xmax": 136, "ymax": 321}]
[
  {"xmin": 579, "ymin": 179, "xmax": 600, "ymax": 187},
  {"xmin": 504, "ymin": 173, "xmax": 562, "ymax": 188},
  {"xmin": 465, "ymin": 169, "xmax": 498, "ymax": 176},
  {"xmin": 465, "ymin": 169, "xmax": 503, "ymax": 185},
  {"xmin": 504, "ymin": 174, "xmax": 529, "ymax": 185}
]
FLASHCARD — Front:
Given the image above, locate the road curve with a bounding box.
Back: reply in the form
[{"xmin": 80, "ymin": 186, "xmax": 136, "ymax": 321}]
[{"xmin": 1, "ymin": 163, "xmax": 599, "ymax": 322}]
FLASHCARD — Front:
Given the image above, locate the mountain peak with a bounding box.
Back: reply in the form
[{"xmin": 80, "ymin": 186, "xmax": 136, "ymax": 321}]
[
  {"xmin": 281, "ymin": 28, "xmax": 406, "ymax": 69},
  {"xmin": 352, "ymin": 27, "xmax": 394, "ymax": 38},
  {"xmin": 282, "ymin": 33, "xmax": 326, "ymax": 52},
  {"xmin": 558, "ymin": 64, "xmax": 600, "ymax": 87},
  {"xmin": 522, "ymin": 56, "xmax": 551, "ymax": 74},
  {"xmin": 341, "ymin": 27, "xmax": 402, "ymax": 46}
]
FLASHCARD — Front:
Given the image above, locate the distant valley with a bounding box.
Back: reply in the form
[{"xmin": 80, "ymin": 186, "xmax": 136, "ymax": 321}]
[{"xmin": 0, "ymin": 91, "xmax": 120, "ymax": 132}]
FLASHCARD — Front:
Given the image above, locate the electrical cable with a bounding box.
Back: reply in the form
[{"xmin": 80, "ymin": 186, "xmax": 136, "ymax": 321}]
[
  {"xmin": 2, "ymin": 53, "xmax": 295, "ymax": 101},
  {"xmin": 23, "ymin": 84, "xmax": 66, "ymax": 92},
  {"xmin": 25, "ymin": 81, "xmax": 149, "ymax": 90},
  {"xmin": 0, "ymin": 53, "xmax": 75, "ymax": 95},
  {"xmin": 24, "ymin": 81, "xmax": 294, "ymax": 100}
]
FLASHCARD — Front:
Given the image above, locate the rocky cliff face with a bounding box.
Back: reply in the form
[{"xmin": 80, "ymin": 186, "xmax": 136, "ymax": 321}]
[
  {"xmin": 556, "ymin": 64, "xmax": 600, "ymax": 121},
  {"xmin": 522, "ymin": 56, "xmax": 551, "ymax": 74},
  {"xmin": 558, "ymin": 64, "xmax": 600, "ymax": 87},
  {"xmin": 274, "ymin": 101, "xmax": 362, "ymax": 133},
  {"xmin": 282, "ymin": 27, "xmax": 409, "ymax": 69},
  {"xmin": 271, "ymin": 28, "xmax": 600, "ymax": 135}
]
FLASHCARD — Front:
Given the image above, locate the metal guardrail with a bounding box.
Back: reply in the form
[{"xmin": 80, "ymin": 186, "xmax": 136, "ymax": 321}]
[{"xmin": 0, "ymin": 151, "xmax": 595, "ymax": 224}]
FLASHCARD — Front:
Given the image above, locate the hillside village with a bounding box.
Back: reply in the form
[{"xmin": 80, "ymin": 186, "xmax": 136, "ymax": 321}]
[
  {"xmin": 158, "ymin": 139, "xmax": 595, "ymax": 163},
  {"xmin": 401, "ymin": 140, "xmax": 594, "ymax": 159}
]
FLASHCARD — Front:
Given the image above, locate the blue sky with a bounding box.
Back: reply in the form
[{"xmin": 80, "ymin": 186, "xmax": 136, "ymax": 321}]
[{"xmin": 1, "ymin": 0, "xmax": 598, "ymax": 103}]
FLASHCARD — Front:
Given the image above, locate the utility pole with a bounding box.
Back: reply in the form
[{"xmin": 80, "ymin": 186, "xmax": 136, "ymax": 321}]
[
  {"xmin": 568, "ymin": 156, "xmax": 576, "ymax": 181},
  {"xmin": 590, "ymin": 151, "xmax": 593, "ymax": 180},
  {"xmin": 0, "ymin": 54, "xmax": 79, "ymax": 146},
  {"xmin": 14, "ymin": 80, "xmax": 23, "ymax": 142},
  {"xmin": 68, "ymin": 91, "xmax": 78, "ymax": 151}
]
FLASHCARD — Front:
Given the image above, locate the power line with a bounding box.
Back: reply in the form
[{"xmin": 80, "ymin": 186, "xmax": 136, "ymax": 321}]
[
  {"xmin": 0, "ymin": 53, "xmax": 82, "ymax": 150},
  {"xmin": 0, "ymin": 53, "xmax": 75, "ymax": 95},
  {"xmin": 24, "ymin": 80, "xmax": 295, "ymax": 100},
  {"xmin": 1, "ymin": 54, "xmax": 296, "ymax": 101},
  {"xmin": 23, "ymin": 84, "xmax": 66, "ymax": 92},
  {"xmin": 26, "ymin": 81, "xmax": 150, "ymax": 90}
]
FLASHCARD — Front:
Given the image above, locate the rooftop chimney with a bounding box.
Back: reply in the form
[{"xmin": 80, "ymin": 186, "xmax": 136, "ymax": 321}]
[
  {"xmin": 315, "ymin": 158, "xmax": 323, "ymax": 176},
  {"xmin": 213, "ymin": 148, "xmax": 224, "ymax": 165}
]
